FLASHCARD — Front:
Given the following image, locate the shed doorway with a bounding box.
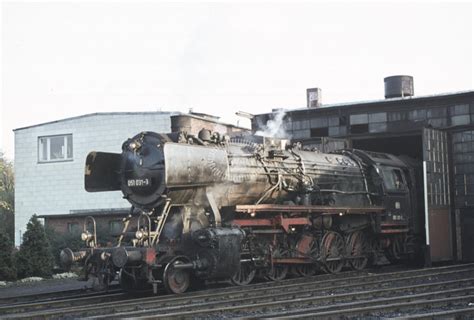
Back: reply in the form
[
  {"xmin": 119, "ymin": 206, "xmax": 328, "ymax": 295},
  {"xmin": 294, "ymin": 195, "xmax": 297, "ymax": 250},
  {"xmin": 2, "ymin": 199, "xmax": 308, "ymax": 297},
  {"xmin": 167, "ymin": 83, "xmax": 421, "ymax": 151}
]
[{"xmin": 352, "ymin": 131, "xmax": 453, "ymax": 264}]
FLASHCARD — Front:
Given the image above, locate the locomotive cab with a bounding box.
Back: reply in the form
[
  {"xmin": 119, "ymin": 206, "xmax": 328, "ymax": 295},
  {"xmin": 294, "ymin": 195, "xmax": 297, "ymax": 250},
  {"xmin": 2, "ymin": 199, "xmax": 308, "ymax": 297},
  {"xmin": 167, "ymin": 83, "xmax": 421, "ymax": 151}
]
[
  {"xmin": 378, "ymin": 165, "xmax": 411, "ymax": 222},
  {"xmin": 349, "ymin": 149, "xmax": 419, "ymax": 262},
  {"xmin": 351, "ymin": 150, "xmax": 414, "ymax": 227}
]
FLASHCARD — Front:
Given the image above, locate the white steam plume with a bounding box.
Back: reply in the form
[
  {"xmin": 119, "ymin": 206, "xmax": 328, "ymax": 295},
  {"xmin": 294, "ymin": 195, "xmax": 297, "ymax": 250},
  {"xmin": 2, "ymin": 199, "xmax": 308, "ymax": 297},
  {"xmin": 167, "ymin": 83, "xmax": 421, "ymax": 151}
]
[{"xmin": 255, "ymin": 109, "xmax": 291, "ymax": 138}]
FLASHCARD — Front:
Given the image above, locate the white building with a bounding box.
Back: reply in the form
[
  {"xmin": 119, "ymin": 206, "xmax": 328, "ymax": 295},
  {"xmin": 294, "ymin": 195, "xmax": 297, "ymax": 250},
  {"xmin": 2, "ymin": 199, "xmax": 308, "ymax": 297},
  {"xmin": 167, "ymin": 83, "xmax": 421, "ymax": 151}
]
[{"xmin": 13, "ymin": 112, "xmax": 173, "ymax": 246}]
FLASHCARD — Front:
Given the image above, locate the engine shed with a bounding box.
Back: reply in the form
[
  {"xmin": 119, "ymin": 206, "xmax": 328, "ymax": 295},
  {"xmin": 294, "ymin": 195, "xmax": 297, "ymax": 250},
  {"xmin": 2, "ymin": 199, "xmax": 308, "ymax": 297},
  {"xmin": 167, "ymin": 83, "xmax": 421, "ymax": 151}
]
[{"xmin": 252, "ymin": 76, "xmax": 474, "ymax": 263}]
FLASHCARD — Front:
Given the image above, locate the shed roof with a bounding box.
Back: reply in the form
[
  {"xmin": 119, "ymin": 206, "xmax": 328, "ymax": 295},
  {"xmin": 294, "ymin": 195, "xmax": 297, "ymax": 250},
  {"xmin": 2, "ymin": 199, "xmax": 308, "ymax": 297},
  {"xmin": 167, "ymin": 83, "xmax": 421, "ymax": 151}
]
[{"xmin": 256, "ymin": 90, "xmax": 474, "ymax": 116}]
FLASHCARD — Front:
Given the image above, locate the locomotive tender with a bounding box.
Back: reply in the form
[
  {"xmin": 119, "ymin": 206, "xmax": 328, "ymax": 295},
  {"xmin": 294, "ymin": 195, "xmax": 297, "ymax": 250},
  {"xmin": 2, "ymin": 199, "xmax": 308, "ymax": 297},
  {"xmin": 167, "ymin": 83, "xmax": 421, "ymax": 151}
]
[{"xmin": 61, "ymin": 129, "xmax": 421, "ymax": 294}]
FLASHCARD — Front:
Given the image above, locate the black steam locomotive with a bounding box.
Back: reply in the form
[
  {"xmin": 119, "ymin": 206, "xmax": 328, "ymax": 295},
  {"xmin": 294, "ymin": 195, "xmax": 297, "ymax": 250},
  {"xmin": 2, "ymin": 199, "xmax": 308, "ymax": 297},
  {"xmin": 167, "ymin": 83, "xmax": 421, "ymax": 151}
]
[{"xmin": 61, "ymin": 129, "xmax": 422, "ymax": 294}]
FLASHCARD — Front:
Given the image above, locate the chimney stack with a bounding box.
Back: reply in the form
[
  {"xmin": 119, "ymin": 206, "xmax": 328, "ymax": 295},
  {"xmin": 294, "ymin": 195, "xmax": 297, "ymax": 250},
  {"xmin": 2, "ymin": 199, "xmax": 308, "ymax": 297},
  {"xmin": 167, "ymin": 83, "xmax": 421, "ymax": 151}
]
[{"xmin": 307, "ymin": 88, "xmax": 322, "ymax": 108}]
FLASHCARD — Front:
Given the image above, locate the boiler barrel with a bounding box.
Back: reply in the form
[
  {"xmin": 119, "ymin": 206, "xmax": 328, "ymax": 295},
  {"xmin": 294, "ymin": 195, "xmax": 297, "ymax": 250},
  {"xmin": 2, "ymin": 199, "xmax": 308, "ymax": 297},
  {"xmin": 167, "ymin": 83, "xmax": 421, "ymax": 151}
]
[{"xmin": 164, "ymin": 143, "xmax": 228, "ymax": 187}]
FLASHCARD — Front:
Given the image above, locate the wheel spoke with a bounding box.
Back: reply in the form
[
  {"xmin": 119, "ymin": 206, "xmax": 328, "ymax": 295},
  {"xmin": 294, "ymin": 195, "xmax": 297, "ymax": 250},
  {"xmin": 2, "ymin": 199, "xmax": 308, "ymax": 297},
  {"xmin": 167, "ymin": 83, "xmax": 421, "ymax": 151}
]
[
  {"xmin": 231, "ymin": 263, "xmax": 256, "ymax": 286},
  {"xmin": 295, "ymin": 264, "xmax": 317, "ymax": 277},
  {"xmin": 295, "ymin": 234, "xmax": 320, "ymax": 277},
  {"xmin": 164, "ymin": 259, "xmax": 191, "ymax": 294},
  {"xmin": 266, "ymin": 264, "xmax": 288, "ymax": 281},
  {"xmin": 347, "ymin": 231, "xmax": 368, "ymax": 271},
  {"xmin": 321, "ymin": 231, "xmax": 344, "ymax": 274},
  {"xmin": 385, "ymin": 235, "xmax": 404, "ymax": 263}
]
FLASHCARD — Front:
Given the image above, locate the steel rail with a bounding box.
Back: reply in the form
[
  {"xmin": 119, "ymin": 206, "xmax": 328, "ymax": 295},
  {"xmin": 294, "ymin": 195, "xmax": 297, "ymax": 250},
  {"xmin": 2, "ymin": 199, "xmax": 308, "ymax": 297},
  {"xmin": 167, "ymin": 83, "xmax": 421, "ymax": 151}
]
[
  {"xmin": 0, "ymin": 285, "xmax": 120, "ymax": 306},
  {"xmin": 0, "ymin": 267, "xmax": 371, "ymax": 315},
  {"xmin": 389, "ymin": 306, "xmax": 474, "ymax": 319},
  {"xmin": 119, "ymin": 276, "xmax": 474, "ymax": 319},
  {"xmin": 0, "ymin": 290, "xmax": 125, "ymax": 315},
  {"xmin": 261, "ymin": 291, "xmax": 474, "ymax": 319},
  {"xmin": 8, "ymin": 264, "xmax": 474, "ymax": 319}
]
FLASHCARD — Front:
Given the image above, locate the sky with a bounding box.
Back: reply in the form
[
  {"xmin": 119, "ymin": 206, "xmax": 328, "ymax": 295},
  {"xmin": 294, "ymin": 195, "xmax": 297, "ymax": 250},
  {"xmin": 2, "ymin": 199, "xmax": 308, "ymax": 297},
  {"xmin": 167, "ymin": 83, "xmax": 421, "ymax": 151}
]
[{"xmin": 1, "ymin": 1, "xmax": 473, "ymax": 160}]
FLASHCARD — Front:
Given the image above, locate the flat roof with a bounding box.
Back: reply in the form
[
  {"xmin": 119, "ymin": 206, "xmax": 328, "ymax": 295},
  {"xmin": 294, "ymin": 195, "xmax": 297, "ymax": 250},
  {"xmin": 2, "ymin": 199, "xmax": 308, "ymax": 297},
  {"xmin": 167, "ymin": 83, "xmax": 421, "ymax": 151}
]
[
  {"xmin": 13, "ymin": 111, "xmax": 176, "ymax": 131},
  {"xmin": 171, "ymin": 113, "xmax": 249, "ymax": 131},
  {"xmin": 255, "ymin": 90, "xmax": 474, "ymax": 116}
]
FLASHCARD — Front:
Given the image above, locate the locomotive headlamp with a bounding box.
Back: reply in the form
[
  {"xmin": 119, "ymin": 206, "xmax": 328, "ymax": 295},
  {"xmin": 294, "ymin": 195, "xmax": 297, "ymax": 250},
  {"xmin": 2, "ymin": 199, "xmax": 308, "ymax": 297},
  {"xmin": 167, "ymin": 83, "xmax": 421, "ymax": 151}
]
[
  {"xmin": 135, "ymin": 230, "xmax": 145, "ymax": 240},
  {"xmin": 129, "ymin": 140, "xmax": 142, "ymax": 151},
  {"xmin": 81, "ymin": 231, "xmax": 92, "ymax": 242}
]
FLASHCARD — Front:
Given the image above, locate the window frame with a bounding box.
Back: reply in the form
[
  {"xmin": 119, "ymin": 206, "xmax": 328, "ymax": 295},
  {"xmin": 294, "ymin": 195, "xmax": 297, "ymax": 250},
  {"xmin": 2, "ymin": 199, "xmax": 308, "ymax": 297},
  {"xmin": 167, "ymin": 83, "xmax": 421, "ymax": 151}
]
[
  {"xmin": 108, "ymin": 220, "xmax": 123, "ymax": 235},
  {"xmin": 38, "ymin": 134, "xmax": 73, "ymax": 163},
  {"xmin": 67, "ymin": 222, "xmax": 80, "ymax": 234},
  {"xmin": 310, "ymin": 127, "xmax": 329, "ymax": 137},
  {"xmin": 381, "ymin": 166, "xmax": 407, "ymax": 192}
]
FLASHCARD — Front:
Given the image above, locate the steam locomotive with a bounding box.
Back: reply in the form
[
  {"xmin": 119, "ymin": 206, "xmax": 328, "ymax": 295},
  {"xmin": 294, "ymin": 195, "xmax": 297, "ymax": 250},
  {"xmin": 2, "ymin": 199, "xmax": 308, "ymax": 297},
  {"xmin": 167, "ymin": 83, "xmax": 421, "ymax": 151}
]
[{"xmin": 60, "ymin": 129, "xmax": 422, "ymax": 294}]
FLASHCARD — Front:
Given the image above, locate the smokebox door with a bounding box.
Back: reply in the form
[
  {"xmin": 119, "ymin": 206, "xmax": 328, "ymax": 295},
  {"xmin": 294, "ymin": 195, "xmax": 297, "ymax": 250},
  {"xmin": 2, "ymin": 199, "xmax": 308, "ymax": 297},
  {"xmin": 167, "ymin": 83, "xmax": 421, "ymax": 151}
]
[{"xmin": 85, "ymin": 151, "xmax": 122, "ymax": 192}]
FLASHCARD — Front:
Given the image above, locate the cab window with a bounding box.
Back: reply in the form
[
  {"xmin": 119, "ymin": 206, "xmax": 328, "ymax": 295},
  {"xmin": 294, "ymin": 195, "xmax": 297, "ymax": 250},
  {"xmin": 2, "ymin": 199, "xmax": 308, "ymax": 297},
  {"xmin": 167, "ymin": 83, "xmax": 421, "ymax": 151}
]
[{"xmin": 381, "ymin": 167, "xmax": 406, "ymax": 191}]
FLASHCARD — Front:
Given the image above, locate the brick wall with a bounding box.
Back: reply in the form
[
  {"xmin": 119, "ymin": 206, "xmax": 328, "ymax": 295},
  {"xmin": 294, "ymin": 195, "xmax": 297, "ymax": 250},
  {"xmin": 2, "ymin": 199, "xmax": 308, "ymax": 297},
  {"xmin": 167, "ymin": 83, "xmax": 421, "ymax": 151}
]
[{"xmin": 44, "ymin": 214, "xmax": 138, "ymax": 237}]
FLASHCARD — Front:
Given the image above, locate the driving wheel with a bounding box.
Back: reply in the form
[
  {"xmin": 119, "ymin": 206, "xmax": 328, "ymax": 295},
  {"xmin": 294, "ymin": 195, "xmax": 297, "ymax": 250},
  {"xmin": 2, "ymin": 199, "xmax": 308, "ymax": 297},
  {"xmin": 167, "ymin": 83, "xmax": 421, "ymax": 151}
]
[
  {"xmin": 346, "ymin": 231, "xmax": 369, "ymax": 270},
  {"xmin": 230, "ymin": 263, "xmax": 256, "ymax": 286},
  {"xmin": 266, "ymin": 264, "xmax": 289, "ymax": 281},
  {"xmin": 321, "ymin": 231, "xmax": 345, "ymax": 273},
  {"xmin": 295, "ymin": 264, "xmax": 317, "ymax": 277},
  {"xmin": 163, "ymin": 258, "xmax": 191, "ymax": 294}
]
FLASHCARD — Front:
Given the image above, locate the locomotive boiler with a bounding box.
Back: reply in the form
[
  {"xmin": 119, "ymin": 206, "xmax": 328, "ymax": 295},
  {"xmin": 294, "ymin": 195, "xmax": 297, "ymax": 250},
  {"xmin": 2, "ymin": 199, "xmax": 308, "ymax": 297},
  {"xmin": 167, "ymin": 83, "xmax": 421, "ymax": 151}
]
[{"xmin": 61, "ymin": 129, "xmax": 421, "ymax": 294}]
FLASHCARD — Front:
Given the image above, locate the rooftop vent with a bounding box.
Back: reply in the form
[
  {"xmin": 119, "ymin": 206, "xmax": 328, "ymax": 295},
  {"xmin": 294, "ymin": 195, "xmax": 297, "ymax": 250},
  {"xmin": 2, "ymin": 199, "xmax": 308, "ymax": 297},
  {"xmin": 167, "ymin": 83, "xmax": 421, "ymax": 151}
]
[
  {"xmin": 384, "ymin": 75, "xmax": 414, "ymax": 99},
  {"xmin": 307, "ymin": 87, "xmax": 322, "ymax": 108}
]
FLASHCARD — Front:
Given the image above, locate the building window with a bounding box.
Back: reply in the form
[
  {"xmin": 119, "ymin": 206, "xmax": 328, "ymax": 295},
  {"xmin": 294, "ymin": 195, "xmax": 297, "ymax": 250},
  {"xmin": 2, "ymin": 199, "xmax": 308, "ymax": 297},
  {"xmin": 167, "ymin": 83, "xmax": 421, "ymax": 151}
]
[
  {"xmin": 38, "ymin": 134, "xmax": 73, "ymax": 162},
  {"xmin": 350, "ymin": 124, "xmax": 369, "ymax": 134},
  {"xmin": 310, "ymin": 127, "xmax": 329, "ymax": 137},
  {"xmin": 109, "ymin": 220, "xmax": 123, "ymax": 235},
  {"xmin": 67, "ymin": 222, "xmax": 80, "ymax": 234}
]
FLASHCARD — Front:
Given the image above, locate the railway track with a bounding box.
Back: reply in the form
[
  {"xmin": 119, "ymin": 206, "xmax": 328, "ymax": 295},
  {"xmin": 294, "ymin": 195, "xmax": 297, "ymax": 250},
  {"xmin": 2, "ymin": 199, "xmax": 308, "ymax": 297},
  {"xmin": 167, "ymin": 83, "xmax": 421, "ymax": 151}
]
[
  {"xmin": 2, "ymin": 263, "xmax": 474, "ymax": 319},
  {"xmin": 0, "ymin": 284, "xmax": 121, "ymax": 306},
  {"xmin": 121, "ymin": 264, "xmax": 474, "ymax": 320},
  {"xmin": 0, "ymin": 265, "xmax": 379, "ymax": 317},
  {"xmin": 240, "ymin": 284, "xmax": 474, "ymax": 319},
  {"xmin": 0, "ymin": 285, "xmax": 122, "ymax": 315}
]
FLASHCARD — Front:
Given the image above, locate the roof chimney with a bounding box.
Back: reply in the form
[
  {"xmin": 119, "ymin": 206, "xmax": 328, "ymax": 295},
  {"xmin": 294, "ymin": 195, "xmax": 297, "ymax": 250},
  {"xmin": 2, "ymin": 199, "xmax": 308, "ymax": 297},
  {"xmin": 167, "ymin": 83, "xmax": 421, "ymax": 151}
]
[
  {"xmin": 384, "ymin": 75, "xmax": 414, "ymax": 99},
  {"xmin": 307, "ymin": 88, "xmax": 322, "ymax": 108}
]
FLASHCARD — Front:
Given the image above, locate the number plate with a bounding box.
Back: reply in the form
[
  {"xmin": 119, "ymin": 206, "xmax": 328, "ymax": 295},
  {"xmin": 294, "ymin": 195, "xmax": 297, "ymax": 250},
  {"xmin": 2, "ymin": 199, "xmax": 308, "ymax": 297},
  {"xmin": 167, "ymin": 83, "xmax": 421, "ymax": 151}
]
[{"xmin": 127, "ymin": 178, "xmax": 150, "ymax": 187}]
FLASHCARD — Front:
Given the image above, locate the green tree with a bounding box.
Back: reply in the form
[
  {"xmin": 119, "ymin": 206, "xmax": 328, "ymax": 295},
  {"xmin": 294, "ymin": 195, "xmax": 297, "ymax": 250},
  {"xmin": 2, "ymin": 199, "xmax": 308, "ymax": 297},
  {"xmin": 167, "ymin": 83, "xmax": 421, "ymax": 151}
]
[
  {"xmin": 46, "ymin": 226, "xmax": 83, "ymax": 268},
  {"xmin": 0, "ymin": 152, "xmax": 14, "ymax": 241},
  {"xmin": 0, "ymin": 232, "xmax": 17, "ymax": 280},
  {"xmin": 16, "ymin": 215, "xmax": 54, "ymax": 278}
]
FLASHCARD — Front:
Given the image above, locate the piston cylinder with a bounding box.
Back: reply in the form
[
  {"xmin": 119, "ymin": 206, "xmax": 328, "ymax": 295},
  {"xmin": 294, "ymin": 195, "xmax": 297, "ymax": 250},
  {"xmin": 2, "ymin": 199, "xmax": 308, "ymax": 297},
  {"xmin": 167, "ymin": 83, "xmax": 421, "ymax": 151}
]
[{"xmin": 112, "ymin": 247, "xmax": 143, "ymax": 268}]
